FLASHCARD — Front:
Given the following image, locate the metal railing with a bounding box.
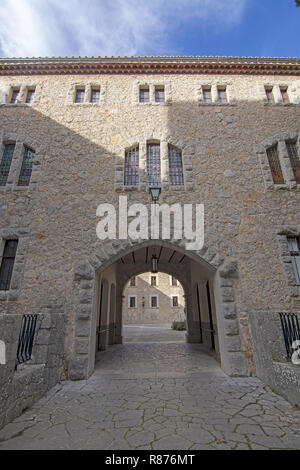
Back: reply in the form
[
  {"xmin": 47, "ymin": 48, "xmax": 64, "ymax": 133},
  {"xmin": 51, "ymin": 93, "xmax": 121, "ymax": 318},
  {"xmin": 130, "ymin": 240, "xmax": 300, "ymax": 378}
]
[
  {"xmin": 16, "ymin": 314, "xmax": 38, "ymax": 368},
  {"xmin": 279, "ymin": 312, "xmax": 300, "ymax": 360}
]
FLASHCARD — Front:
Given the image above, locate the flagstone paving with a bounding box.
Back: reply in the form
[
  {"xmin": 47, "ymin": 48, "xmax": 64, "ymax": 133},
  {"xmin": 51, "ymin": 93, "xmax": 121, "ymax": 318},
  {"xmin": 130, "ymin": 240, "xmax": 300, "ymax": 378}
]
[{"xmin": 0, "ymin": 326, "xmax": 300, "ymax": 450}]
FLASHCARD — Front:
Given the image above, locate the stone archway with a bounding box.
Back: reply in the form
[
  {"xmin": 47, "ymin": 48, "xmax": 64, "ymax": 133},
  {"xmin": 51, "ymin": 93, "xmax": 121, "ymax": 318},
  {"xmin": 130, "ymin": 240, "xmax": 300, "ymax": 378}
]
[{"xmin": 70, "ymin": 239, "xmax": 249, "ymax": 380}]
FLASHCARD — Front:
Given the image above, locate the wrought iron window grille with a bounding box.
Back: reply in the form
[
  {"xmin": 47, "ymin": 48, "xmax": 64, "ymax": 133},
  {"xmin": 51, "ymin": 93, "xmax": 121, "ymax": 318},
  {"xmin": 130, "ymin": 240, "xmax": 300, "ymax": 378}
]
[
  {"xmin": 279, "ymin": 312, "xmax": 300, "ymax": 361},
  {"xmin": 15, "ymin": 314, "xmax": 38, "ymax": 369}
]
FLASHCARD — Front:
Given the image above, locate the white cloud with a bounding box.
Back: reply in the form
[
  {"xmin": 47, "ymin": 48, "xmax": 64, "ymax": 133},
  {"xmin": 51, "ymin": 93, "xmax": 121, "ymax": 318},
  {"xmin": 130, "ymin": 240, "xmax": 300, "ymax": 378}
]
[{"xmin": 0, "ymin": 0, "xmax": 247, "ymax": 57}]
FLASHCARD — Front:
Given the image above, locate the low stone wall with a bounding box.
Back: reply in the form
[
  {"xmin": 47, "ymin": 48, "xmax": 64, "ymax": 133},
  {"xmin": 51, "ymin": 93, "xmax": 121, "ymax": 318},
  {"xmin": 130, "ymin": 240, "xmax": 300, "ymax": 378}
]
[
  {"xmin": 249, "ymin": 311, "xmax": 300, "ymax": 407},
  {"xmin": 0, "ymin": 310, "xmax": 65, "ymax": 430}
]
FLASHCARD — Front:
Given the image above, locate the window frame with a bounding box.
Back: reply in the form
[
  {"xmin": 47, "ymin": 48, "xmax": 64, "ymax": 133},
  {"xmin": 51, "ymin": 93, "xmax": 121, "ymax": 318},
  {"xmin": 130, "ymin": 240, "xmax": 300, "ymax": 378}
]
[
  {"xmin": 171, "ymin": 295, "xmax": 179, "ymax": 307},
  {"xmin": 0, "ymin": 142, "xmax": 16, "ymax": 187},
  {"xmin": 150, "ymin": 295, "xmax": 159, "ymax": 308},
  {"xmin": 128, "ymin": 295, "xmax": 137, "ymax": 308},
  {"xmin": 124, "ymin": 145, "xmax": 139, "ymax": 187},
  {"xmin": 0, "ymin": 239, "xmax": 18, "ymax": 291}
]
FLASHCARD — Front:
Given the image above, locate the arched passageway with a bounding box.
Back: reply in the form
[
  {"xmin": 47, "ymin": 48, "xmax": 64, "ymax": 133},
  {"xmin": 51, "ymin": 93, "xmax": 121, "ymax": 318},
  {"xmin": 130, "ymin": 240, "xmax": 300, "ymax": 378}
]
[{"xmin": 71, "ymin": 240, "xmax": 249, "ymax": 380}]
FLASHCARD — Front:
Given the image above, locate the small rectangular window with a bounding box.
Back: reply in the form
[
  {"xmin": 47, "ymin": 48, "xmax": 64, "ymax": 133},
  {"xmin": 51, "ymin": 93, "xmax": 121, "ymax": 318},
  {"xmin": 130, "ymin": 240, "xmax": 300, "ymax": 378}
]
[
  {"xmin": 130, "ymin": 277, "xmax": 136, "ymax": 287},
  {"xmin": 0, "ymin": 143, "xmax": 15, "ymax": 186},
  {"xmin": 18, "ymin": 146, "xmax": 35, "ymax": 186},
  {"xmin": 202, "ymin": 87, "xmax": 211, "ymax": 103},
  {"xmin": 287, "ymin": 237, "xmax": 300, "ymax": 285},
  {"xmin": 172, "ymin": 296, "xmax": 179, "ymax": 307},
  {"xmin": 171, "ymin": 276, "xmax": 178, "ymax": 286},
  {"xmin": 139, "ymin": 87, "xmax": 149, "ymax": 103},
  {"xmin": 265, "ymin": 87, "xmax": 274, "ymax": 103},
  {"xmin": 10, "ymin": 88, "xmax": 20, "ymax": 104},
  {"xmin": 0, "ymin": 240, "xmax": 18, "ymax": 291},
  {"xmin": 91, "ymin": 87, "xmax": 100, "ymax": 103},
  {"xmin": 217, "ymin": 87, "xmax": 227, "ymax": 104},
  {"xmin": 25, "ymin": 87, "xmax": 35, "ymax": 104},
  {"xmin": 75, "ymin": 88, "xmax": 85, "ymax": 103},
  {"xmin": 151, "ymin": 276, "xmax": 157, "ymax": 286},
  {"xmin": 129, "ymin": 296, "xmax": 136, "ymax": 308},
  {"xmin": 280, "ymin": 86, "xmax": 289, "ymax": 103},
  {"xmin": 155, "ymin": 86, "xmax": 165, "ymax": 103},
  {"xmin": 124, "ymin": 146, "xmax": 139, "ymax": 186},
  {"xmin": 286, "ymin": 141, "xmax": 300, "ymax": 183},
  {"xmin": 151, "ymin": 296, "xmax": 158, "ymax": 308},
  {"xmin": 266, "ymin": 145, "xmax": 284, "ymax": 184}
]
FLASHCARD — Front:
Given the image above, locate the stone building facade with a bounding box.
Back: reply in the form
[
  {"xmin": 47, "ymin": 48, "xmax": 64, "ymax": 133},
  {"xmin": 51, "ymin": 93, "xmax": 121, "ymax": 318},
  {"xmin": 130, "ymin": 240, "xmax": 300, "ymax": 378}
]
[
  {"xmin": 0, "ymin": 56, "xmax": 300, "ymax": 428},
  {"xmin": 123, "ymin": 272, "xmax": 185, "ymax": 324}
]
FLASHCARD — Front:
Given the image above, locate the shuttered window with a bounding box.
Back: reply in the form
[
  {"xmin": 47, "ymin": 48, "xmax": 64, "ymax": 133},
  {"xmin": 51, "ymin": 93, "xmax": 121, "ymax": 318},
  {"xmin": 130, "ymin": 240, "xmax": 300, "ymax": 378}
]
[
  {"xmin": 18, "ymin": 146, "xmax": 35, "ymax": 186},
  {"xmin": 168, "ymin": 144, "xmax": 184, "ymax": 186},
  {"xmin": 147, "ymin": 143, "xmax": 161, "ymax": 187},
  {"xmin": 124, "ymin": 146, "xmax": 139, "ymax": 186},
  {"xmin": 266, "ymin": 145, "xmax": 284, "ymax": 184},
  {"xmin": 0, "ymin": 143, "xmax": 15, "ymax": 186},
  {"xmin": 0, "ymin": 240, "xmax": 18, "ymax": 291},
  {"xmin": 286, "ymin": 141, "xmax": 300, "ymax": 183},
  {"xmin": 287, "ymin": 237, "xmax": 300, "ymax": 285}
]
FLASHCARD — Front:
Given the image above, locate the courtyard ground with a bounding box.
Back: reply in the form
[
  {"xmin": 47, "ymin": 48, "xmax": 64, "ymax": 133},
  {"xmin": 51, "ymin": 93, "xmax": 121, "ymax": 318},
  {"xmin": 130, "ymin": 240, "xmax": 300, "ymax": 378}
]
[{"xmin": 0, "ymin": 325, "xmax": 300, "ymax": 450}]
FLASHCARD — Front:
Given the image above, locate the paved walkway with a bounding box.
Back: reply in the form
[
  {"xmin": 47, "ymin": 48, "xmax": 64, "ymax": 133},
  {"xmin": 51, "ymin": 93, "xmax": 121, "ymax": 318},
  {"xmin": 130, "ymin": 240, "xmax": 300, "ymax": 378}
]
[{"xmin": 0, "ymin": 326, "xmax": 300, "ymax": 450}]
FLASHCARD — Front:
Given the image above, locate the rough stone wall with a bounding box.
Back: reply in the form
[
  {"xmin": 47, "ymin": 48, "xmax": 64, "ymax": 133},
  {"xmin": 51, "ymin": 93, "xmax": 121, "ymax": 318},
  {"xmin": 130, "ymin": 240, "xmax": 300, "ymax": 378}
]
[
  {"xmin": 0, "ymin": 310, "xmax": 65, "ymax": 430},
  {"xmin": 0, "ymin": 72, "xmax": 300, "ymax": 373},
  {"xmin": 123, "ymin": 272, "xmax": 185, "ymax": 324},
  {"xmin": 249, "ymin": 311, "xmax": 300, "ymax": 407}
]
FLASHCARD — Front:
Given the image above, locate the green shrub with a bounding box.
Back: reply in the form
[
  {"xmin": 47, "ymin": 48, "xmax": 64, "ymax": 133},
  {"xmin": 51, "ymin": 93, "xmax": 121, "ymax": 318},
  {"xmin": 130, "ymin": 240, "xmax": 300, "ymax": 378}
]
[{"xmin": 171, "ymin": 320, "xmax": 186, "ymax": 331}]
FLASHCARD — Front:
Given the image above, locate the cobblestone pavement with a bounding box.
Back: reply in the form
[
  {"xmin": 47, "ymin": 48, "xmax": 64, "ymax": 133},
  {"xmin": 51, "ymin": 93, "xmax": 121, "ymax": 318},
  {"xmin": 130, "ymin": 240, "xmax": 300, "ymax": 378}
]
[{"xmin": 0, "ymin": 326, "xmax": 300, "ymax": 450}]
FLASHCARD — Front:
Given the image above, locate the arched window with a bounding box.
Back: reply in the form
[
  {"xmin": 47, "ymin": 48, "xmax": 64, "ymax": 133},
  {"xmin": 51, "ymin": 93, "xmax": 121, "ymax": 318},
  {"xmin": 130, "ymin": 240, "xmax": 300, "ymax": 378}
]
[
  {"xmin": 18, "ymin": 146, "xmax": 35, "ymax": 186},
  {"xmin": 124, "ymin": 146, "xmax": 139, "ymax": 186},
  {"xmin": 147, "ymin": 142, "xmax": 161, "ymax": 187},
  {"xmin": 168, "ymin": 144, "xmax": 184, "ymax": 186}
]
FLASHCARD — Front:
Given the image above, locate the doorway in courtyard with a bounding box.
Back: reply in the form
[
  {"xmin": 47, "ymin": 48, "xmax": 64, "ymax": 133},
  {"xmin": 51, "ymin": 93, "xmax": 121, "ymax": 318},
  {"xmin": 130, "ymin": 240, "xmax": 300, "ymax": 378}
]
[{"xmin": 94, "ymin": 243, "xmax": 220, "ymax": 362}]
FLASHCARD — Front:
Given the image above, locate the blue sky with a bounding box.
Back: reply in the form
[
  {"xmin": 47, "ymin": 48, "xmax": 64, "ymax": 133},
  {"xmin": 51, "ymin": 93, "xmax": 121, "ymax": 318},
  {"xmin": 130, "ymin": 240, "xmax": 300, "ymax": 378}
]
[{"xmin": 0, "ymin": 0, "xmax": 299, "ymax": 58}]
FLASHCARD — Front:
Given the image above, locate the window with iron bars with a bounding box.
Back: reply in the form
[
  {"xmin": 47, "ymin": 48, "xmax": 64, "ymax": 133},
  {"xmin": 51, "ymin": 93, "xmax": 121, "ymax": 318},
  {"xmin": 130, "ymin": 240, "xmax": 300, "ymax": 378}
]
[
  {"xmin": 287, "ymin": 237, "xmax": 300, "ymax": 285},
  {"xmin": 155, "ymin": 86, "xmax": 165, "ymax": 103},
  {"xmin": 266, "ymin": 144, "xmax": 284, "ymax": 184},
  {"xmin": 91, "ymin": 87, "xmax": 100, "ymax": 103},
  {"xmin": 286, "ymin": 140, "xmax": 300, "ymax": 183},
  {"xmin": 217, "ymin": 87, "xmax": 227, "ymax": 104},
  {"xmin": 147, "ymin": 143, "xmax": 161, "ymax": 187},
  {"xmin": 124, "ymin": 146, "xmax": 139, "ymax": 186},
  {"xmin": 168, "ymin": 144, "xmax": 184, "ymax": 186},
  {"xmin": 139, "ymin": 87, "xmax": 149, "ymax": 103},
  {"xmin": 75, "ymin": 88, "xmax": 85, "ymax": 103},
  {"xmin": 18, "ymin": 146, "xmax": 35, "ymax": 186},
  {"xmin": 0, "ymin": 240, "xmax": 18, "ymax": 291},
  {"xmin": 0, "ymin": 143, "xmax": 15, "ymax": 186},
  {"xmin": 202, "ymin": 87, "xmax": 212, "ymax": 103}
]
